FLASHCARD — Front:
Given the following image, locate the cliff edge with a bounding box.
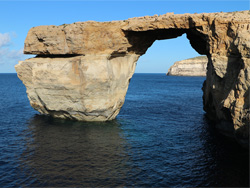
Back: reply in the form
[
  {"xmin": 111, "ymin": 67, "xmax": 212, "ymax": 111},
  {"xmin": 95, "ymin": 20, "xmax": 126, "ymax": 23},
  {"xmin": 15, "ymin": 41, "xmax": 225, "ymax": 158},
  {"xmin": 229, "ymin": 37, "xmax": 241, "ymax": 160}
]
[{"xmin": 167, "ymin": 56, "xmax": 208, "ymax": 76}]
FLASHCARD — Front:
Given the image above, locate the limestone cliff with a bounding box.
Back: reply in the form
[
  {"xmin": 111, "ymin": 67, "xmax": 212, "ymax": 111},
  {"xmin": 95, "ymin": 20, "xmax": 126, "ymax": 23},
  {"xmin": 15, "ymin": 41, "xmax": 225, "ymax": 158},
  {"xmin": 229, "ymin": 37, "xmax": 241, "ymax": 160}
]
[
  {"xmin": 16, "ymin": 10, "xmax": 250, "ymax": 147},
  {"xmin": 16, "ymin": 55, "xmax": 138, "ymax": 121},
  {"xmin": 167, "ymin": 56, "xmax": 208, "ymax": 76}
]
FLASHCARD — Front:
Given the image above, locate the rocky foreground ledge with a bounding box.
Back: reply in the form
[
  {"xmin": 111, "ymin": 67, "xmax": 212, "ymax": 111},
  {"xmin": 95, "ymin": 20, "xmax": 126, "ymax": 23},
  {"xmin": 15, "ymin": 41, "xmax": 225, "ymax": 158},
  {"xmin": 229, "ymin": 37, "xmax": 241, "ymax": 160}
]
[
  {"xmin": 167, "ymin": 56, "xmax": 208, "ymax": 76},
  {"xmin": 16, "ymin": 11, "xmax": 249, "ymax": 148}
]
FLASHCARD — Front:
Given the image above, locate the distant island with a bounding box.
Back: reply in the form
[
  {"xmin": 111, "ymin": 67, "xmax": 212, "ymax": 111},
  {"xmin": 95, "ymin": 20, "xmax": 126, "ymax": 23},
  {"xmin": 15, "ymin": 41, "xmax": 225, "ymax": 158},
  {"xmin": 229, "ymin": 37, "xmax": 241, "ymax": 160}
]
[{"xmin": 167, "ymin": 56, "xmax": 208, "ymax": 76}]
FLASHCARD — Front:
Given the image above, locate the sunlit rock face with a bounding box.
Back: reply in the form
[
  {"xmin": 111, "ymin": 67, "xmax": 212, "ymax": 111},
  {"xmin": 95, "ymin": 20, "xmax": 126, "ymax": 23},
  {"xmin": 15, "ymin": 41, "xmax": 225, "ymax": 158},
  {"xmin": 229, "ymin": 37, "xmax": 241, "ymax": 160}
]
[
  {"xmin": 16, "ymin": 55, "xmax": 138, "ymax": 121},
  {"xmin": 16, "ymin": 11, "xmax": 249, "ymax": 147},
  {"xmin": 167, "ymin": 56, "xmax": 208, "ymax": 76}
]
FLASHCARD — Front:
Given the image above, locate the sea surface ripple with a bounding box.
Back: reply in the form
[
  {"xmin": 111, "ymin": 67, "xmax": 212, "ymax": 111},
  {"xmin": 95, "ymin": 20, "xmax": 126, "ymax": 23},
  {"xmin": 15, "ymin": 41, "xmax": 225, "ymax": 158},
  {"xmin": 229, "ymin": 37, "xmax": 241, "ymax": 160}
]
[{"xmin": 0, "ymin": 73, "xmax": 248, "ymax": 187}]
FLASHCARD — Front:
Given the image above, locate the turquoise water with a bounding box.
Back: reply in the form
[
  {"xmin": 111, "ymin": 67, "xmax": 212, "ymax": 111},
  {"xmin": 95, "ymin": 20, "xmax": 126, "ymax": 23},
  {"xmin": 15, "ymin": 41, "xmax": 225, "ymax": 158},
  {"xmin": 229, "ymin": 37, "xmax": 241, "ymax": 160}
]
[{"xmin": 0, "ymin": 73, "xmax": 248, "ymax": 187}]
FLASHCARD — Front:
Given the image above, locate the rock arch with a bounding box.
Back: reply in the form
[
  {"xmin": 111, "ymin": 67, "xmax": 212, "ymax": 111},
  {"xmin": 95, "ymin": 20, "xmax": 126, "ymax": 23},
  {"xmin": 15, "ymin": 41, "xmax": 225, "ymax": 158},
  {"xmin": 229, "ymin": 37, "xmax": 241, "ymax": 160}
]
[{"xmin": 16, "ymin": 11, "xmax": 250, "ymax": 147}]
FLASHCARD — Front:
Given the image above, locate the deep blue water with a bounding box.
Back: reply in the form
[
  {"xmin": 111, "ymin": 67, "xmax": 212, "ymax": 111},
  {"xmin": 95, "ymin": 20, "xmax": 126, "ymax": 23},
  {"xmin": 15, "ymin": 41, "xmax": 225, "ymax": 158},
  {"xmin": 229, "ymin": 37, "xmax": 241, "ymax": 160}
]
[{"xmin": 0, "ymin": 73, "xmax": 249, "ymax": 187}]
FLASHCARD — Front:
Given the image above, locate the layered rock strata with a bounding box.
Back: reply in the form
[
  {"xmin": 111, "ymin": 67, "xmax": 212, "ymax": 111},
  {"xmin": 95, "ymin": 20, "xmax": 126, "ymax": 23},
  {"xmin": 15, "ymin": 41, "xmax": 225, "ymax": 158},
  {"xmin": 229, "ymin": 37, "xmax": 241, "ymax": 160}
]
[
  {"xmin": 16, "ymin": 11, "xmax": 250, "ymax": 147},
  {"xmin": 167, "ymin": 56, "xmax": 208, "ymax": 76}
]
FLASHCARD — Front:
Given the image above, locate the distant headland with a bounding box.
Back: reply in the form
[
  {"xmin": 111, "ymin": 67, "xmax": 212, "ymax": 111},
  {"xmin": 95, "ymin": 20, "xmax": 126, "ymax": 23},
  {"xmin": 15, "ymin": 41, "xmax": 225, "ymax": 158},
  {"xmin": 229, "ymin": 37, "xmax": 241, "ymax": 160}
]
[{"xmin": 167, "ymin": 56, "xmax": 208, "ymax": 76}]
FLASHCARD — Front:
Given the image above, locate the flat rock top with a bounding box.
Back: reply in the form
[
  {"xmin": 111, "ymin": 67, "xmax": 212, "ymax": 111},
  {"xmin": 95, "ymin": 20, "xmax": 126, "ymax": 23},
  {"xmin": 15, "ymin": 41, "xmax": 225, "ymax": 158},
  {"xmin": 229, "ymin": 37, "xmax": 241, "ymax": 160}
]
[
  {"xmin": 174, "ymin": 56, "xmax": 208, "ymax": 64},
  {"xmin": 24, "ymin": 10, "xmax": 250, "ymax": 56}
]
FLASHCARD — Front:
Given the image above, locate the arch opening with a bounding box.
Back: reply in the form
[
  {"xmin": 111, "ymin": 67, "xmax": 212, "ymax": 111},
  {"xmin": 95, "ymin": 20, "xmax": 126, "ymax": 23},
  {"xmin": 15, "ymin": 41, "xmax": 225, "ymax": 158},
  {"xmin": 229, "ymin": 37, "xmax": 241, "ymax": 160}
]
[
  {"xmin": 123, "ymin": 28, "xmax": 209, "ymax": 57},
  {"xmin": 119, "ymin": 31, "xmax": 208, "ymax": 128}
]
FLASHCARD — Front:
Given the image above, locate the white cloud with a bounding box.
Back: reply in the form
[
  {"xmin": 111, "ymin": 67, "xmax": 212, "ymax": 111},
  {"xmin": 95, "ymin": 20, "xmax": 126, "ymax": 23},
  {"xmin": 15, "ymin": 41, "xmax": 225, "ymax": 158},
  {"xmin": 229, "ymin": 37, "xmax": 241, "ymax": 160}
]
[
  {"xmin": 7, "ymin": 48, "xmax": 24, "ymax": 59},
  {"xmin": 0, "ymin": 48, "xmax": 25, "ymax": 65},
  {"xmin": 0, "ymin": 32, "xmax": 28, "ymax": 66},
  {"xmin": 0, "ymin": 33, "xmax": 11, "ymax": 47}
]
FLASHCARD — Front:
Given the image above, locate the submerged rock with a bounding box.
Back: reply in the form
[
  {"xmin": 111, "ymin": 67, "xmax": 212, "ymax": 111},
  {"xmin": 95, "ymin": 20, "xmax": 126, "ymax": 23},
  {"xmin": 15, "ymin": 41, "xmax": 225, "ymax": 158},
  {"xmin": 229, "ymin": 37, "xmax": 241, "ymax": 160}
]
[
  {"xmin": 167, "ymin": 56, "xmax": 208, "ymax": 76},
  {"xmin": 16, "ymin": 11, "xmax": 250, "ymax": 147}
]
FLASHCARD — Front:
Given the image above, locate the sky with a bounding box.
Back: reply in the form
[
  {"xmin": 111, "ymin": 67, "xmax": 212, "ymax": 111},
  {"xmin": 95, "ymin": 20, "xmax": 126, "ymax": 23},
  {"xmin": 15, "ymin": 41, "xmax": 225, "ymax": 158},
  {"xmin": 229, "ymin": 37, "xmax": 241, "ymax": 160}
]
[{"xmin": 0, "ymin": 0, "xmax": 249, "ymax": 73}]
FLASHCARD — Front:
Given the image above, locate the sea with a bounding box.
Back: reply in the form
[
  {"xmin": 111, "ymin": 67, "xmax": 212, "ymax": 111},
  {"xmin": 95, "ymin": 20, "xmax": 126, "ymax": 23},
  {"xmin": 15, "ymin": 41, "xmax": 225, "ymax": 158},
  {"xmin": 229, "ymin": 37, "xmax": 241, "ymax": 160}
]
[{"xmin": 0, "ymin": 73, "xmax": 249, "ymax": 187}]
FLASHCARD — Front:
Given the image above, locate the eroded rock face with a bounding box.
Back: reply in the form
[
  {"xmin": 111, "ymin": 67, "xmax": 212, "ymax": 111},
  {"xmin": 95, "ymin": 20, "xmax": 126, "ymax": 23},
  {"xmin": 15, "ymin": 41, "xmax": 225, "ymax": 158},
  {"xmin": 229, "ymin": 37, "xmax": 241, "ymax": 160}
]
[
  {"xmin": 203, "ymin": 55, "xmax": 249, "ymax": 148},
  {"xmin": 16, "ymin": 11, "xmax": 249, "ymax": 147},
  {"xmin": 167, "ymin": 56, "xmax": 208, "ymax": 76},
  {"xmin": 16, "ymin": 54, "xmax": 139, "ymax": 121}
]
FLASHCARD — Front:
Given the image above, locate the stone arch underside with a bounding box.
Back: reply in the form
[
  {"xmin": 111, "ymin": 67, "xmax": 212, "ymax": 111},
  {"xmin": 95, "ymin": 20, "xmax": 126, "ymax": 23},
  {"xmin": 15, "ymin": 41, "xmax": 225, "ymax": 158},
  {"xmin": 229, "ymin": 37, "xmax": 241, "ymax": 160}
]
[
  {"xmin": 122, "ymin": 28, "xmax": 209, "ymax": 56},
  {"xmin": 16, "ymin": 11, "xmax": 250, "ymax": 148}
]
